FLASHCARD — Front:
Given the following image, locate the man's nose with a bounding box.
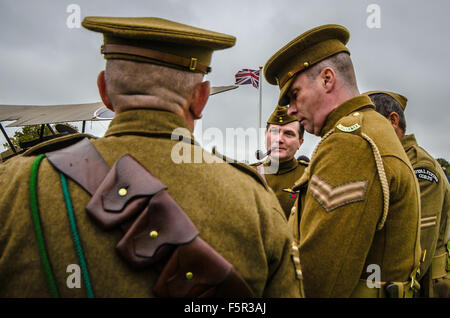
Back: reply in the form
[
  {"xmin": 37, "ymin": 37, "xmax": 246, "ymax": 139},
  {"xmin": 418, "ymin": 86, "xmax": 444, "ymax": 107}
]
[
  {"xmin": 277, "ymin": 133, "xmax": 285, "ymax": 144},
  {"xmin": 287, "ymin": 104, "xmax": 296, "ymax": 116},
  {"xmin": 271, "ymin": 134, "xmax": 282, "ymax": 146}
]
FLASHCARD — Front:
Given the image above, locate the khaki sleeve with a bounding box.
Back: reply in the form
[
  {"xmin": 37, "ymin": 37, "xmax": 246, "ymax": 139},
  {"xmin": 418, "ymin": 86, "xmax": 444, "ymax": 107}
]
[
  {"xmin": 260, "ymin": 197, "xmax": 301, "ymax": 298},
  {"xmin": 415, "ymin": 163, "xmax": 446, "ymax": 277},
  {"xmin": 299, "ymin": 133, "xmax": 382, "ymax": 297}
]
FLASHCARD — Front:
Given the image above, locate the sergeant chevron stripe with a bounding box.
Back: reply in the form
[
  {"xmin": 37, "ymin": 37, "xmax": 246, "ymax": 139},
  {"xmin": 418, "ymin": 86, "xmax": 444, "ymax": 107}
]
[
  {"xmin": 420, "ymin": 215, "xmax": 437, "ymax": 229},
  {"xmin": 309, "ymin": 174, "xmax": 368, "ymax": 212}
]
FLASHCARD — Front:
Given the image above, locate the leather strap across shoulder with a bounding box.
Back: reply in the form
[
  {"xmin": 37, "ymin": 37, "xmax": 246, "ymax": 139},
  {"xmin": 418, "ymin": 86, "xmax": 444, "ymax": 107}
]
[
  {"xmin": 44, "ymin": 137, "xmax": 254, "ymax": 297},
  {"xmin": 46, "ymin": 138, "xmax": 109, "ymax": 195}
]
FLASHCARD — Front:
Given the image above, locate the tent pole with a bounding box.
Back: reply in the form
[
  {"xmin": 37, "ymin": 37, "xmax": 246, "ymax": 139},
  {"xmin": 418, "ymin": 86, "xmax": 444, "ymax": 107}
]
[
  {"xmin": 0, "ymin": 123, "xmax": 17, "ymax": 154},
  {"xmin": 47, "ymin": 124, "xmax": 55, "ymax": 135},
  {"xmin": 39, "ymin": 124, "xmax": 45, "ymax": 140}
]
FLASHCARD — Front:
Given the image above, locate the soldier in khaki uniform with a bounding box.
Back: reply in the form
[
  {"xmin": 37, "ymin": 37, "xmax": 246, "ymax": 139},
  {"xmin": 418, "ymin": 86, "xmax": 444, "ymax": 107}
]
[
  {"xmin": 264, "ymin": 24, "xmax": 422, "ymax": 297},
  {"xmin": 367, "ymin": 91, "xmax": 450, "ymax": 298},
  {"xmin": 252, "ymin": 105, "xmax": 308, "ymax": 219},
  {"xmin": 0, "ymin": 17, "xmax": 300, "ymax": 298}
]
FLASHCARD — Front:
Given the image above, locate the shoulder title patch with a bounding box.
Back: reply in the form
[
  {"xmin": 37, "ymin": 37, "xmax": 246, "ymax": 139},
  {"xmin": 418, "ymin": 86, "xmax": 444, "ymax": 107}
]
[
  {"xmin": 414, "ymin": 168, "xmax": 439, "ymax": 183},
  {"xmin": 336, "ymin": 123, "xmax": 360, "ymax": 133}
]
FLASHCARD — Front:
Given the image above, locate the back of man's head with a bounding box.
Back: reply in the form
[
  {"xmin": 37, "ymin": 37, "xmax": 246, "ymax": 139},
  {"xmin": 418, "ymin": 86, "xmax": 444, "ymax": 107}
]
[
  {"xmin": 105, "ymin": 59, "xmax": 203, "ymax": 113},
  {"xmin": 369, "ymin": 93, "xmax": 407, "ymax": 133}
]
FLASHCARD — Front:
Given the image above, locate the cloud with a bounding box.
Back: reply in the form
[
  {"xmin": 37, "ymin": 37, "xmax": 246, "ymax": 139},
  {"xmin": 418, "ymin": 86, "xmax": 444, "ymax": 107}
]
[{"xmin": 0, "ymin": 0, "xmax": 449, "ymax": 160}]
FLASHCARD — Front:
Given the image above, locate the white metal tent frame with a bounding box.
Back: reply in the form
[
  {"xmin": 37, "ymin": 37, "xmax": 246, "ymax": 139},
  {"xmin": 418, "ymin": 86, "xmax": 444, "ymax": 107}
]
[{"xmin": 0, "ymin": 85, "xmax": 238, "ymax": 155}]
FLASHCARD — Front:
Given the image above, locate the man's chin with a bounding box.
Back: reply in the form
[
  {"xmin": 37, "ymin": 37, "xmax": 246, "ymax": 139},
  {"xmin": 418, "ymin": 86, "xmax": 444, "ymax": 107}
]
[{"xmin": 270, "ymin": 151, "xmax": 288, "ymax": 162}]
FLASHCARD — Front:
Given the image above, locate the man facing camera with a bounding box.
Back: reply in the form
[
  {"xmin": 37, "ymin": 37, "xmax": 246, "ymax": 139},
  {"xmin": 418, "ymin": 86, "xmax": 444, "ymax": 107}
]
[{"xmin": 252, "ymin": 105, "xmax": 308, "ymax": 219}]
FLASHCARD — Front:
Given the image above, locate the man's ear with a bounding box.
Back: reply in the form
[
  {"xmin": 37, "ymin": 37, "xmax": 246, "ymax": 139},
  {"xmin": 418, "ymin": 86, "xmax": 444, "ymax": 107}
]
[
  {"xmin": 97, "ymin": 71, "xmax": 113, "ymax": 111},
  {"xmin": 190, "ymin": 81, "xmax": 210, "ymax": 119},
  {"xmin": 387, "ymin": 112, "xmax": 400, "ymax": 129},
  {"xmin": 320, "ymin": 67, "xmax": 336, "ymax": 93},
  {"xmin": 299, "ymin": 137, "xmax": 304, "ymax": 148}
]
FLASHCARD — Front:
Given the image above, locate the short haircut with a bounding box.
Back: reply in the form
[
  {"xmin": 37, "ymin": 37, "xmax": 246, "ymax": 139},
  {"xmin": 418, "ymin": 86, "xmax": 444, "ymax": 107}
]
[
  {"xmin": 369, "ymin": 93, "xmax": 407, "ymax": 133},
  {"xmin": 305, "ymin": 52, "xmax": 357, "ymax": 89},
  {"xmin": 105, "ymin": 59, "xmax": 202, "ymax": 107},
  {"xmin": 266, "ymin": 121, "xmax": 305, "ymax": 140}
]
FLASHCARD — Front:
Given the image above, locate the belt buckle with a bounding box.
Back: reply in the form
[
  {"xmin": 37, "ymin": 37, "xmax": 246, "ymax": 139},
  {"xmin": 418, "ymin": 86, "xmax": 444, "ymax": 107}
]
[
  {"xmin": 189, "ymin": 57, "xmax": 198, "ymax": 71},
  {"xmin": 384, "ymin": 282, "xmax": 399, "ymax": 298}
]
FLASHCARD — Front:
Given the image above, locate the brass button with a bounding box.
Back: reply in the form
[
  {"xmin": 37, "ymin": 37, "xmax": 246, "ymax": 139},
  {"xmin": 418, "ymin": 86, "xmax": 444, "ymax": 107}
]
[
  {"xmin": 149, "ymin": 230, "xmax": 158, "ymax": 239},
  {"xmin": 303, "ymin": 62, "xmax": 309, "ymax": 68},
  {"xmin": 186, "ymin": 272, "xmax": 194, "ymax": 280},
  {"xmin": 118, "ymin": 187, "xmax": 128, "ymax": 197}
]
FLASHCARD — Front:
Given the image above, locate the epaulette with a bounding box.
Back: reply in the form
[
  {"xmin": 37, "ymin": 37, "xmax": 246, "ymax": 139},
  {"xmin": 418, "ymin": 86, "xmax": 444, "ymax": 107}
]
[
  {"xmin": 23, "ymin": 133, "xmax": 97, "ymax": 156},
  {"xmin": 415, "ymin": 145, "xmax": 440, "ymax": 170},
  {"xmin": 228, "ymin": 161, "xmax": 269, "ymax": 190},
  {"xmin": 211, "ymin": 146, "xmax": 269, "ymax": 189},
  {"xmin": 334, "ymin": 111, "xmax": 363, "ymax": 136}
]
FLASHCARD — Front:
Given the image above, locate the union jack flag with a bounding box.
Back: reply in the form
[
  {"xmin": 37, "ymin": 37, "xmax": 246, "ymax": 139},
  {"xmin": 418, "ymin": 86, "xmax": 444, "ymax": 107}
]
[{"xmin": 235, "ymin": 69, "xmax": 260, "ymax": 89}]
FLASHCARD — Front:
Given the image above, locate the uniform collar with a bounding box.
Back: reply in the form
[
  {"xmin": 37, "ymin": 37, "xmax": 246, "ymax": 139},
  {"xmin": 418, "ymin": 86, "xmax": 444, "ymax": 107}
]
[
  {"xmin": 265, "ymin": 156, "xmax": 298, "ymax": 175},
  {"xmin": 401, "ymin": 134, "xmax": 418, "ymax": 151},
  {"xmin": 319, "ymin": 95, "xmax": 375, "ymax": 137},
  {"xmin": 104, "ymin": 108, "xmax": 194, "ymax": 141}
]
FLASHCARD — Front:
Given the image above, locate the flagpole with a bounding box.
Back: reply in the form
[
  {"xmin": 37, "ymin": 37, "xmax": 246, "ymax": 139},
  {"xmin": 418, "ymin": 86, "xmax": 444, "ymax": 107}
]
[{"xmin": 258, "ymin": 65, "xmax": 263, "ymax": 151}]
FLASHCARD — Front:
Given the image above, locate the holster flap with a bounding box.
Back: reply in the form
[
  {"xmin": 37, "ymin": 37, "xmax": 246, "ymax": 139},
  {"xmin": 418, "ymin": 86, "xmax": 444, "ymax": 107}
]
[
  {"xmin": 153, "ymin": 237, "xmax": 254, "ymax": 298},
  {"xmin": 86, "ymin": 154, "xmax": 167, "ymax": 229},
  {"xmin": 116, "ymin": 190, "xmax": 199, "ymax": 269}
]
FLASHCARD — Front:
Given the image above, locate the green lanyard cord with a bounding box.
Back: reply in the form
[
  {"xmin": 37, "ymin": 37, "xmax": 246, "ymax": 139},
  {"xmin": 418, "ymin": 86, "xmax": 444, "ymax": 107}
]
[
  {"xmin": 60, "ymin": 173, "xmax": 95, "ymax": 298},
  {"xmin": 30, "ymin": 154, "xmax": 95, "ymax": 298},
  {"xmin": 30, "ymin": 154, "xmax": 60, "ymax": 298}
]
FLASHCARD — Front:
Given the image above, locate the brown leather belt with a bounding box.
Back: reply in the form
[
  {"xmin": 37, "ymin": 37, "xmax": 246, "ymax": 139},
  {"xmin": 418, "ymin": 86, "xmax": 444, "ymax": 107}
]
[{"xmin": 101, "ymin": 44, "xmax": 211, "ymax": 74}]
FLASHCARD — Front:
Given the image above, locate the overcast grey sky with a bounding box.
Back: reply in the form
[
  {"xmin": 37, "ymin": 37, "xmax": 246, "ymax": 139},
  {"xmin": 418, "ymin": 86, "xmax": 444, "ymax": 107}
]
[{"xmin": 1, "ymin": 0, "xmax": 449, "ymax": 162}]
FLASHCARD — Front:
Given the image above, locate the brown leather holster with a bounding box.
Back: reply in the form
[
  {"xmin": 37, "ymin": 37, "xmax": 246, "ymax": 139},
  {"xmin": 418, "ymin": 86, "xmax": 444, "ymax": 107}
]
[{"xmin": 46, "ymin": 138, "xmax": 254, "ymax": 297}]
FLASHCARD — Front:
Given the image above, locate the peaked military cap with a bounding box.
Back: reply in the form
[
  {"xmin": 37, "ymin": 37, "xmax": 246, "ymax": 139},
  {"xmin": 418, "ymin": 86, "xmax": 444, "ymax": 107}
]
[
  {"xmin": 364, "ymin": 91, "xmax": 408, "ymax": 110},
  {"xmin": 267, "ymin": 105, "xmax": 298, "ymax": 125},
  {"xmin": 264, "ymin": 24, "xmax": 350, "ymax": 106},
  {"xmin": 82, "ymin": 16, "xmax": 236, "ymax": 74}
]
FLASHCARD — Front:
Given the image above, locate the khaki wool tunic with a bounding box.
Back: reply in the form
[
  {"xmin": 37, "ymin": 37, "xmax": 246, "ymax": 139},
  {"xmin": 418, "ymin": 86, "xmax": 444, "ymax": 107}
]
[
  {"xmin": 256, "ymin": 158, "xmax": 307, "ymax": 219},
  {"xmin": 401, "ymin": 134, "xmax": 450, "ymax": 297},
  {"xmin": 0, "ymin": 109, "xmax": 300, "ymax": 298},
  {"xmin": 289, "ymin": 95, "xmax": 422, "ymax": 298}
]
